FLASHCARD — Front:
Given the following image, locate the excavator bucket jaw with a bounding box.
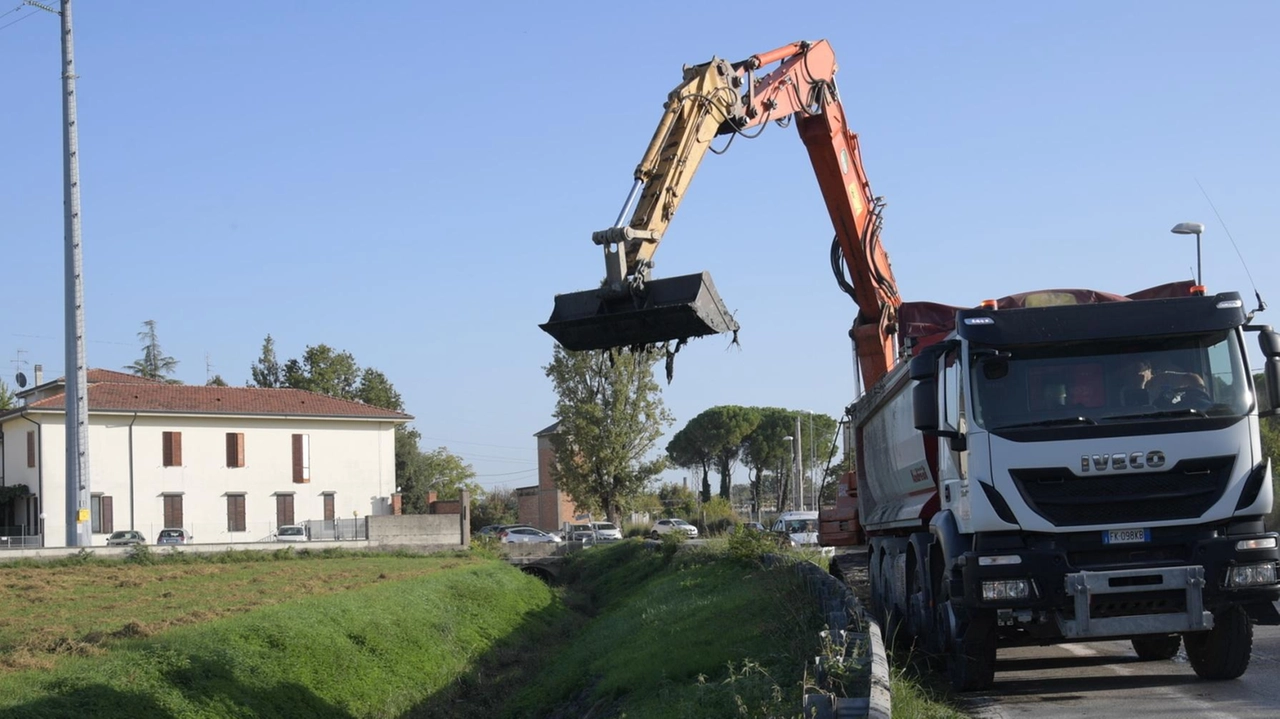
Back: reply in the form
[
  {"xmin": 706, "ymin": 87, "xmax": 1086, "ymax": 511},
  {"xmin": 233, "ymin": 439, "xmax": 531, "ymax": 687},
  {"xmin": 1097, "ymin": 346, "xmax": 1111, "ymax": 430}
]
[{"xmin": 540, "ymin": 271, "xmax": 738, "ymax": 352}]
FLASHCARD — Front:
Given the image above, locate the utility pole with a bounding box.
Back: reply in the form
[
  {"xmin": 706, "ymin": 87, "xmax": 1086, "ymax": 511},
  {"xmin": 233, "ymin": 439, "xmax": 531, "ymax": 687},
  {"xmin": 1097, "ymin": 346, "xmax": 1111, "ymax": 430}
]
[
  {"xmin": 793, "ymin": 415, "xmax": 803, "ymax": 512},
  {"xmin": 29, "ymin": 0, "xmax": 91, "ymax": 546}
]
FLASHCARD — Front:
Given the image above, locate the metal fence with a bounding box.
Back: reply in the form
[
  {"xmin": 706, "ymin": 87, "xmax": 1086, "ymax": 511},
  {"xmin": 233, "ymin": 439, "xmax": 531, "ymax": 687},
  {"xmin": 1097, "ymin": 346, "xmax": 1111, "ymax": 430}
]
[{"xmin": 0, "ymin": 527, "xmax": 41, "ymax": 550}]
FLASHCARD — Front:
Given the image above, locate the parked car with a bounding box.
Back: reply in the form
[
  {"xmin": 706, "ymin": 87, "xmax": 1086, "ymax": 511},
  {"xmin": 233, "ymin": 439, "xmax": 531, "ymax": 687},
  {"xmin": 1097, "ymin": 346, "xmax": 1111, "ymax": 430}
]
[
  {"xmin": 730, "ymin": 521, "xmax": 766, "ymax": 535},
  {"xmin": 274, "ymin": 525, "xmax": 309, "ymax": 543},
  {"xmin": 105, "ymin": 530, "xmax": 146, "ymax": 546},
  {"xmin": 155, "ymin": 528, "xmax": 194, "ymax": 545},
  {"xmin": 558, "ymin": 522, "xmax": 593, "ymax": 541},
  {"xmin": 476, "ymin": 524, "xmax": 509, "ymax": 537},
  {"xmin": 499, "ymin": 526, "xmax": 563, "ymax": 544},
  {"xmin": 589, "ymin": 521, "xmax": 623, "ymax": 541},
  {"xmin": 770, "ymin": 511, "xmax": 834, "ymax": 556},
  {"xmin": 650, "ymin": 518, "xmax": 698, "ymax": 539}
]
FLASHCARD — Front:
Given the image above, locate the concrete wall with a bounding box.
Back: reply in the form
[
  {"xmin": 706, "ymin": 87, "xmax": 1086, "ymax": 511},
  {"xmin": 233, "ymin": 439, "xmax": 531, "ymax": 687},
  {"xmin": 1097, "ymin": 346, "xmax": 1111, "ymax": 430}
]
[
  {"xmin": 1, "ymin": 411, "xmax": 398, "ymax": 547},
  {"xmin": 368, "ymin": 512, "xmax": 468, "ymax": 545}
]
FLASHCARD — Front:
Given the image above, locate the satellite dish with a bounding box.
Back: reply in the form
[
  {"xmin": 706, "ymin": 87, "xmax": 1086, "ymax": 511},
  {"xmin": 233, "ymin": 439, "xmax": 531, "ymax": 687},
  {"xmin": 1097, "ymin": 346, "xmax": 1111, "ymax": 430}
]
[{"xmin": 15, "ymin": 372, "xmax": 27, "ymax": 388}]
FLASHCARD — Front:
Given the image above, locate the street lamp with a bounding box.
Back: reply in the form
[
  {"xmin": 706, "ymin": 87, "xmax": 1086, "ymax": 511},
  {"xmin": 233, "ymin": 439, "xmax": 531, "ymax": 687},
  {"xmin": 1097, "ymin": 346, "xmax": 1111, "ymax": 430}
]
[
  {"xmin": 1171, "ymin": 222, "xmax": 1206, "ymax": 286},
  {"xmin": 38, "ymin": 513, "xmax": 46, "ymax": 548}
]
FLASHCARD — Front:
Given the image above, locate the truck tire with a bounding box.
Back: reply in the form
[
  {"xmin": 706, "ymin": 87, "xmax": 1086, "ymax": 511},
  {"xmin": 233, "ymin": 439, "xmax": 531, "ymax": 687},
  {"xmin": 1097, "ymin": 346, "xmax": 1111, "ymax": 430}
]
[
  {"xmin": 949, "ymin": 620, "xmax": 996, "ymax": 692},
  {"xmin": 1185, "ymin": 606, "xmax": 1253, "ymax": 680},
  {"xmin": 1131, "ymin": 634, "xmax": 1181, "ymax": 661},
  {"xmin": 937, "ymin": 576, "xmax": 995, "ymax": 691}
]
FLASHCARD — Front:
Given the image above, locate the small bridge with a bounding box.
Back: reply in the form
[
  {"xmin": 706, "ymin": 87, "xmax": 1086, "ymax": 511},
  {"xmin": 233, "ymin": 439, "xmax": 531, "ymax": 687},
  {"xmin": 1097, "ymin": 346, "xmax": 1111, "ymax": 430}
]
[{"xmin": 501, "ymin": 542, "xmax": 592, "ymax": 582}]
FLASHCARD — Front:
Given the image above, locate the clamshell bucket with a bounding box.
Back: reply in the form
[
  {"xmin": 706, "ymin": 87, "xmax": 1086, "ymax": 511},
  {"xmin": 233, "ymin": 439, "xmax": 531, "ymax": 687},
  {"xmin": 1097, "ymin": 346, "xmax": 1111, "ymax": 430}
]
[{"xmin": 540, "ymin": 271, "xmax": 738, "ymax": 351}]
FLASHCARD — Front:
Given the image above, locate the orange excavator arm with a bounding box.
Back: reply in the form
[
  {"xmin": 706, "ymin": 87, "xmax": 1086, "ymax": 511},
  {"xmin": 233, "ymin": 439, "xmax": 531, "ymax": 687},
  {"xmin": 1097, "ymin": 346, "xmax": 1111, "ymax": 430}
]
[
  {"xmin": 542, "ymin": 39, "xmax": 902, "ymax": 387},
  {"xmin": 732, "ymin": 40, "xmax": 901, "ymax": 386}
]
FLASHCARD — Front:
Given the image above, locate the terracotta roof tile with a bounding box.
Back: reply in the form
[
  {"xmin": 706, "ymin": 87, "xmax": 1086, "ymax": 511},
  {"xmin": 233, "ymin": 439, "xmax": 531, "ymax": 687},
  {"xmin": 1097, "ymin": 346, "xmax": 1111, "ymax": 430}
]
[{"xmin": 22, "ymin": 382, "xmax": 412, "ymax": 420}]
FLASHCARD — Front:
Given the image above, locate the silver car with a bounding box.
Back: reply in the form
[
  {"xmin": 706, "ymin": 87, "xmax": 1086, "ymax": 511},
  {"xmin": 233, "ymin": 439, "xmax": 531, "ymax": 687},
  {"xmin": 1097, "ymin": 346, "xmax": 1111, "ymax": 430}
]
[
  {"xmin": 500, "ymin": 526, "xmax": 563, "ymax": 544},
  {"xmin": 106, "ymin": 530, "xmax": 146, "ymax": 546}
]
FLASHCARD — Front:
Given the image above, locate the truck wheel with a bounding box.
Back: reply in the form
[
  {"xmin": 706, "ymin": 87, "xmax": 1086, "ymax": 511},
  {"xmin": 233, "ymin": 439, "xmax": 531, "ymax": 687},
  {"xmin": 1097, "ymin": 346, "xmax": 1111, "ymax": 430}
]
[
  {"xmin": 949, "ymin": 619, "xmax": 996, "ymax": 692},
  {"xmin": 1185, "ymin": 606, "xmax": 1253, "ymax": 680},
  {"xmin": 1131, "ymin": 634, "xmax": 1181, "ymax": 661},
  {"xmin": 937, "ymin": 575, "xmax": 995, "ymax": 692}
]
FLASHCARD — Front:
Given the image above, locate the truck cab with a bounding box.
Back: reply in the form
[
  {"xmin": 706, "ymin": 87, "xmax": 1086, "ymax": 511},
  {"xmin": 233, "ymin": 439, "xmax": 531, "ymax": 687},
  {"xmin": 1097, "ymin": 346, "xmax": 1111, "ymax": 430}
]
[{"xmin": 862, "ymin": 287, "xmax": 1280, "ymax": 690}]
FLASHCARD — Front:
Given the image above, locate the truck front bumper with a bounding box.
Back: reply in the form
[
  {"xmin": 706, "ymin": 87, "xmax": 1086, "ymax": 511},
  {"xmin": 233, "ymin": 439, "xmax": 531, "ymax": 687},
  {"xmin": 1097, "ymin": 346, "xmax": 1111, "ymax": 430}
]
[{"xmin": 957, "ymin": 523, "xmax": 1280, "ymax": 640}]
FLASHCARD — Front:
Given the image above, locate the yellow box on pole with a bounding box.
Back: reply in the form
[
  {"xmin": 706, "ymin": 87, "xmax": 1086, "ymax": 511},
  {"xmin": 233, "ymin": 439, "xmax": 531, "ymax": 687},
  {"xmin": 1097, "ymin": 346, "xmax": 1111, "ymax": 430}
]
[{"xmin": 77, "ymin": 508, "xmax": 90, "ymax": 523}]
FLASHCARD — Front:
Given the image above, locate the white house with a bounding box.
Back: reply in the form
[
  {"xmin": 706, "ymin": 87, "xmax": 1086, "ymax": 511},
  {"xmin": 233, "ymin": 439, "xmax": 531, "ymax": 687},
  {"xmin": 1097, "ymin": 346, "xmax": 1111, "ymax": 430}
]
[{"xmin": 0, "ymin": 369, "xmax": 412, "ymax": 547}]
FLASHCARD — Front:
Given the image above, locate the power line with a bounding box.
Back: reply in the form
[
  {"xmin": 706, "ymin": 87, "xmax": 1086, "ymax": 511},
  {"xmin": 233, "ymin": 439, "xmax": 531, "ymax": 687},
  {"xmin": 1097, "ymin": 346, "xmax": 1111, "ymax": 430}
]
[
  {"xmin": 417, "ymin": 435, "xmax": 535, "ymax": 452},
  {"xmin": 0, "ymin": 7, "xmax": 37, "ymax": 31}
]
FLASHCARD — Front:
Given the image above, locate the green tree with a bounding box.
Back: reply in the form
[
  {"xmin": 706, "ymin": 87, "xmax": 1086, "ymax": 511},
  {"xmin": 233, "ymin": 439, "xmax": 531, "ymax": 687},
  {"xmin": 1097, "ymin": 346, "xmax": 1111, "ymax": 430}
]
[
  {"xmin": 544, "ymin": 346, "xmax": 672, "ymax": 523},
  {"xmin": 656, "ymin": 481, "xmax": 699, "ymax": 520},
  {"xmin": 743, "ymin": 407, "xmax": 797, "ymax": 515},
  {"xmin": 356, "ymin": 368, "xmax": 404, "ymax": 411},
  {"xmin": 0, "ymin": 378, "xmax": 14, "ymax": 411},
  {"xmin": 283, "ymin": 344, "xmax": 360, "ymax": 399},
  {"xmin": 399, "ymin": 445, "xmax": 480, "ymax": 513},
  {"xmin": 206, "ymin": 374, "xmax": 228, "ymax": 387},
  {"xmin": 470, "ymin": 487, "xmax": 519, "ymax": 530},
  {"xmin": 666, "ymin": 426, "xmax": 715, "ymax": 503},
  {"xmin": 699, "ymin": 405, "xmax": 761, "ymax": 500},
  {"xmin": 249, "ymin": 334, "xmax": 282, "ymax": 388},
  {"xmin": 126, "ymin": 319, "xmax": 180, "ymax": 382}
]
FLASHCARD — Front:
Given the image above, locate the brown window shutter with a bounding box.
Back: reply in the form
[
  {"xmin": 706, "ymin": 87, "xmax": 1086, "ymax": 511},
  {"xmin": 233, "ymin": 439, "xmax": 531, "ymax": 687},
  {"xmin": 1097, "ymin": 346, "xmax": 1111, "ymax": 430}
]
[
  {"xmin": 323, "ymin": 494, "xmax": 335, "ymax": 521},
  {"xmin": 276, "ymin": 495, "xmax": 295, "ymax": 526},
  {"xmin": 227, "ymin": 495, "xmax": 246, "ymax": 532},
  {"xmin": 166, "ymin": 495, "xmax": 184, "ymax": 529},
  {"xmin": 27, "ymin": 431, "xmax": 36, "ymax": 468},
  {"xmin": 102, "ymin": 496, "xmax": 114, "ymax": 534},
  {"xmin": 292, "ymin": 434, "xmax": 306, "ymax": 483},
  {"xmin": 226, "ymin": 432, "xmax": 245, "ymax": 468},
  {"xmin": 163, "ymin": 431, "xmax": 183, "ymax": 467}
]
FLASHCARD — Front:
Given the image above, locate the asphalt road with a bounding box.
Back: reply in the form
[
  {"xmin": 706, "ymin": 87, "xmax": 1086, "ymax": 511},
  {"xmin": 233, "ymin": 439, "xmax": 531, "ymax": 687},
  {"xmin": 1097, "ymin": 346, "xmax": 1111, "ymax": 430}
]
[{"xmin": 961, "ymin": 604, "xmax": 1280, "ymax": 719}]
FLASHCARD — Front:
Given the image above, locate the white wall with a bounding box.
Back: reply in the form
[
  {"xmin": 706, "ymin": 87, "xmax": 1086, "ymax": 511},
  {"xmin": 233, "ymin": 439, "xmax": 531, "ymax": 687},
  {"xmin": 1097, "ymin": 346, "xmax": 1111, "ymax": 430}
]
[{"xmin": 3, "ymin": 411, "xmax": 399, "ymax": 547}]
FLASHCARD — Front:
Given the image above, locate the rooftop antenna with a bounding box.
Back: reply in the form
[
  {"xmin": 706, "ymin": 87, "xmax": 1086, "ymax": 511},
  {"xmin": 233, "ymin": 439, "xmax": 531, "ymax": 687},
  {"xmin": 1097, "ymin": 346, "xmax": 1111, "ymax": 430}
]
[
  {"xmin": 1195, "ymin": 177, "xmax": 1267, "ymax": 320},
  {"xmin": 206, "ymin": 352, "xmax": 213, "ymax": 383}
]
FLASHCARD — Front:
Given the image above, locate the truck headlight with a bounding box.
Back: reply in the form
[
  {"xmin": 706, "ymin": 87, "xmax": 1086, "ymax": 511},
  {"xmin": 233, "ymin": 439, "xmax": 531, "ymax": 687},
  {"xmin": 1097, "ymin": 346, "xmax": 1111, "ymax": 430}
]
[
  {"xmin": 1228, "ymin": 562, "xmax": 1278, "ymax": 587},
  {"xmin": 982, "ymin": 579, "xmax": 1030, "ymax": 601}
]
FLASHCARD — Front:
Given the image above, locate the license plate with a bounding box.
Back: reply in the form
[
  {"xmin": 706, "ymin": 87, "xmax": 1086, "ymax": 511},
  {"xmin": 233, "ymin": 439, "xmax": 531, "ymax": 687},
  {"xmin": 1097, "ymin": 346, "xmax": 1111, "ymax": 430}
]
[{"xmin": 1103, "ymin": 528, "xmax": 1150, "ymax": 544}]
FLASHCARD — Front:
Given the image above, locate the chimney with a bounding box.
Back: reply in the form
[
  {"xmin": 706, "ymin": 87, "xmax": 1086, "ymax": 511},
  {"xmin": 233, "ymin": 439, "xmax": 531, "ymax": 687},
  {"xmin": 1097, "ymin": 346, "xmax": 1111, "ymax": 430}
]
[{"xmin": 33, "ymin": 364, "xmax": 43, "ymax": 385}]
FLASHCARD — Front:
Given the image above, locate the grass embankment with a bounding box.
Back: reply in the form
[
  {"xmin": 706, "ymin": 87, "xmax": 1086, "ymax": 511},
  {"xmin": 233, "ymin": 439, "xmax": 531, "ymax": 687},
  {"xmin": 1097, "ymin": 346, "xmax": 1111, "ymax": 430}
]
[
  {"xmin": 502, "ymin": 539, "xmax": 827, "ymax": 718},
  {"xmin": 0, "ymin": 548, "xmax": 562, "ymax": 718}
]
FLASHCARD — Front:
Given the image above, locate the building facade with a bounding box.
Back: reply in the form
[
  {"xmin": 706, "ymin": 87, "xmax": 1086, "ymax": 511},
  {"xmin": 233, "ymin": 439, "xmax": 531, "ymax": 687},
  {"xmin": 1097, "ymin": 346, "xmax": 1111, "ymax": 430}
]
[
  {"xmin": 515, "ymin": 421, "xmax": 579, "ymax": 532},
  {"xmin": 0, "ymin": 370, "xmax": 411, "ymax": 547}
]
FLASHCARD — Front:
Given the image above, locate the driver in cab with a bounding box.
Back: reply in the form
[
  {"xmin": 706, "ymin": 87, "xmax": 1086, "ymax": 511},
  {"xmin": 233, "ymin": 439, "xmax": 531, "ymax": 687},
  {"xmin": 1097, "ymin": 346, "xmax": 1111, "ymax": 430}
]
[{"xmin": 1129, "ymin": 358, "xmax": 1207, "ymax": 406}]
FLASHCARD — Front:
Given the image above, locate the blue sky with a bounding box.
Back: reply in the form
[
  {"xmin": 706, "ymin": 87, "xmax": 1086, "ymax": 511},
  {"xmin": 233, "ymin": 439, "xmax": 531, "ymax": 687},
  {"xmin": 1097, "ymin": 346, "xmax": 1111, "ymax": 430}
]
[{"xmin": 4, "ymin": 1, "xmax": 1278, "ymax": 492}]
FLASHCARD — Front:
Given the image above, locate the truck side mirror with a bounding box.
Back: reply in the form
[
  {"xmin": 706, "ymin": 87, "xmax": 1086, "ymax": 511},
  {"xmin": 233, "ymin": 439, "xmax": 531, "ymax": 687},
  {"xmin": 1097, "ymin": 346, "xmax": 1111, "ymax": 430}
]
[
  {"xmin": 1256, "ymin": 329, "xmax": 1280, "ymax": 417},
  {"xmin": 911, "ymin": 351, "xmax": 940, "ymax": 432}
]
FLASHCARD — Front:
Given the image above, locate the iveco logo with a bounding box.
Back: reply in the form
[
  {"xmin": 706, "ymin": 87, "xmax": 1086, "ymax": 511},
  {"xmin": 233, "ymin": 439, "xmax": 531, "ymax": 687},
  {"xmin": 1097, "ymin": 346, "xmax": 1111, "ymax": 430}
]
[{"xmin": 1080, "ymin": 451, "xmax": 1166, "ymax": 473}]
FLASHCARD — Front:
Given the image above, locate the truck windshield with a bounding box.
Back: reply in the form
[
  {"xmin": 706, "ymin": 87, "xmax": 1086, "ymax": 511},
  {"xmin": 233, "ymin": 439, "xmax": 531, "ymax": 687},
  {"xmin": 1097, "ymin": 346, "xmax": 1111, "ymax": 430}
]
[{"xmin": 970, "ymin": 330, "xmax": 1251, "ymax": 430}]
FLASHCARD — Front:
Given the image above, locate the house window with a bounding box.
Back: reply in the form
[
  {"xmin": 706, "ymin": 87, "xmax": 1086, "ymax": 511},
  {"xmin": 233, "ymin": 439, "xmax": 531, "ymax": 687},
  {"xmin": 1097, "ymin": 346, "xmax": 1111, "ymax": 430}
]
[
  {"xmin": 27, "ymin": 431, "xmax": 36, "ymax": 468},
  {"xmin": 226, "ymin": 432, "xmax": 245, "ymax": 468},
  {"xmin": 91, "ymin": 494, "xmax": 114, "ymax": 534},
  {"xmin": 226, "ymin": 494, "xmax": 246, "ymax": 532},
  {"xmin": 163, "ymin": 494, "xmax": 184, "ymax": 529},
  {"xmin": 162, "ymin": 431, "xmax": 183, "ymax": 467},
  {"xmin": 323, "ymin": 493, "xmax": 335, "ymax": 522},
  {"xmin": 291, "ymin": 434, "xmax": 310, "ymax": 483},
  {"xmin": 276, "ymin": 494, "xmax": 295, "ymax": 527}
]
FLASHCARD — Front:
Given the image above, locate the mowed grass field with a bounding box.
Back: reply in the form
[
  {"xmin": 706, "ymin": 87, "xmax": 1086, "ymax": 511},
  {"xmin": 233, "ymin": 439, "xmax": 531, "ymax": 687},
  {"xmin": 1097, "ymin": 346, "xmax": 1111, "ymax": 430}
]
[
  {"xmin": 0, "ymin": 549, "xmax": 563, "ymax": 718},
  {"xmin": 0, "ymin": 550, "xmax": 477, "ymax": 672}
]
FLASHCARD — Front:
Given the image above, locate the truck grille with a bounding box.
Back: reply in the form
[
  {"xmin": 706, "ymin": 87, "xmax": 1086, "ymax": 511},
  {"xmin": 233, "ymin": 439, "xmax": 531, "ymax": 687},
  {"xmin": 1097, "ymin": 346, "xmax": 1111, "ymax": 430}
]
[{"xmin": 1009, "ymin": 456, "xmax": 1233, "ymax": 527}]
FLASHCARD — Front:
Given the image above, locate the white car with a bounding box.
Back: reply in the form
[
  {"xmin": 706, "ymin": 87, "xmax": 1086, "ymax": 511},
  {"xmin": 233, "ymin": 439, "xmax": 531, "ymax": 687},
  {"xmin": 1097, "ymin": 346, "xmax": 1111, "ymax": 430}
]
[
  {"xmin": 500, "ymin": 526, "xmax": 563, "ymax": 544},
  {"xmin": 650, "ymin": 518, "xmax": 698, "ymax": 539},
  {"xmin": 589, "ymin": 521, "xmax": 623, "ymax": 541},
  {"xmin": 275, "ymin": 525, "xmax": 309, "ymax": 543},
  {"xmin": 771, "ymin": 511, "xmax": 834, "ymax": 556}
]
